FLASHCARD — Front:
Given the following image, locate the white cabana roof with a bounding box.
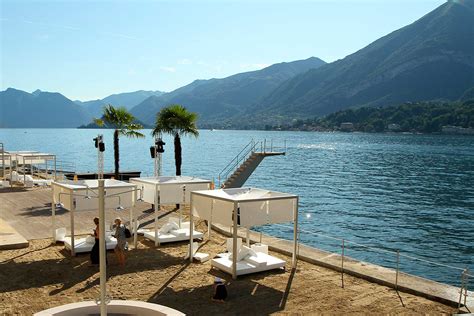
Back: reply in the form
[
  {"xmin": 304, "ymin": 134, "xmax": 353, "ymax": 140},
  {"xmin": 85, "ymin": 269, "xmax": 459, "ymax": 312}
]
[
  {"xmin": 130, "ymin": 175, "xmax": 211, "ymax": 185},
  {"xmin": 130, "ymin": 176, "xmax": 211, "ymax": 204},
  {"xmin": 53, "ymin": 179, "xmax": 135, "ymax": 190},
  {"xmin": 52, "ymin": 179, "xmax": 137, "ymax": 211},
  {"xmin": 9, "ymin": 151, "xmax": 56, "ymax": 165},
  {"xmin": 192, "ymin": 187, "xmax": 298, "ymax": 228}
]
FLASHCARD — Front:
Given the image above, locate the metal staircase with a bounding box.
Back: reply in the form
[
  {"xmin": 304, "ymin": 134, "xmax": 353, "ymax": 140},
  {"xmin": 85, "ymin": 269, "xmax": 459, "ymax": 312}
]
[{"xmin": 218, "ymin": 139, "xmax": 286, "ymax": 188}]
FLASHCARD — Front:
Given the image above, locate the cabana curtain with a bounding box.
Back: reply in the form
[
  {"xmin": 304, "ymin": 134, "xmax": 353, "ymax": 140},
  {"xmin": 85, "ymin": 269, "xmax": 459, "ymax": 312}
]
[{"xmin": 192, "ymin": 188, "xmax": 297, "ymax": 228}]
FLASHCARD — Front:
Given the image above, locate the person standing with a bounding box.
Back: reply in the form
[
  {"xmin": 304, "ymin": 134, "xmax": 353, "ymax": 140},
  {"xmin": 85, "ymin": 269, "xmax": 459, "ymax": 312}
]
[
  {"xmin": 113, "ymin": 217, "xmax": 127, "ymax": 267},
  {"xmin": 90, "ymin": 217, "xmax": 104, "ymax": 266}
]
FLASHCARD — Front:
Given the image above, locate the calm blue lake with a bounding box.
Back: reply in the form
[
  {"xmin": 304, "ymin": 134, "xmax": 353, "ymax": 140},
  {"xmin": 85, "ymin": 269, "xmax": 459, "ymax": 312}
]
[{"xmin": 1, "ymin": 128, "xmax": 473, "ymax": 285}]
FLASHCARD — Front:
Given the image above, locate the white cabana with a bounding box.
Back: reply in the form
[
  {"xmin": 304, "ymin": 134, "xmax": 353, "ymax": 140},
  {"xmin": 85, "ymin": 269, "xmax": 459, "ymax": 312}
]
[
  {"xmin": 129, "ymin": 176, "xmax": 212, "ymax": 246},
  {"xmin": 51, "ymin": 179, "xmax": 138, "ymax": 256},
  {"xmin": 190, "ymin": 187, "xmax": 299, "ymax": 279},
  {"xmin": 8, "ymin": 151, "xmax": 57, "ymax": 183}
]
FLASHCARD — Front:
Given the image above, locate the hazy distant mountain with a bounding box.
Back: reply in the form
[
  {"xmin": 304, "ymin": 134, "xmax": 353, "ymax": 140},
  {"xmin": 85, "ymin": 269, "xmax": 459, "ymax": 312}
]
[
  {"xmin": 131, "ymin": 57, "xmax": 326, "ymax": 125},
  {"xmin": 0, "ymin": 88, "xmax": 92, "ymax": 128},
  {"xmin": 75, "ymin": 90, "xmax": 164, "ymax": 118},
  {"xmin": 252, "ymin": 0, "xmax": 474, "ymax": 123}
]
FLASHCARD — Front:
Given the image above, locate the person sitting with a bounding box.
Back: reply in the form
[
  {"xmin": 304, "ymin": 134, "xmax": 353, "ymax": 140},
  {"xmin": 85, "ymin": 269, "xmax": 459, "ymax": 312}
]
[{"xmin": 212, "ymin": 277, "xmax": 227, "ymax": 302}]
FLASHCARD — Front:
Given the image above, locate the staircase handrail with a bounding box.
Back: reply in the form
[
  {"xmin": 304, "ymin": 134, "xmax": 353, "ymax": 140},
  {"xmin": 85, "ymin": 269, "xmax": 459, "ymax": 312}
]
[{"xmin": 218, "ymin": 139, "xmax": 259, "ymax": 187}]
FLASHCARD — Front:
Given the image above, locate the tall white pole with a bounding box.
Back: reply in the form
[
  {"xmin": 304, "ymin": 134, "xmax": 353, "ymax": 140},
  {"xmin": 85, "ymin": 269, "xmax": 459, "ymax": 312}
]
[
  {"xmin": 132, "ymin": 188, "xmax": 137, "ymax": 249},
  {"xmin": 154, "ymin": 184, "xmax": 159, "ymax": 247},
  {"xmin": 179, "ymin": 185, "xmax": 185, "ymax": 228},
  {"xmin": 292, "ymin": 197, "xmax": 298, "ymax": 268},
  {"xmin": 70, "ymin": 199, "xmax": 75, "ymax": 257},
  {"xmin": 189, "ymin": 193, "xmax": 194, "ymax": 263},
  {"xmin": 98, "ymin": 179, "xmax": 107, "ymax": 316},
  {"xmin": 52, "ymin": 190, "xmax": 56, "ymax": 242},
  {"xmin": 232, "ymin": 203, "xmax": 238, "ymax": 280}
]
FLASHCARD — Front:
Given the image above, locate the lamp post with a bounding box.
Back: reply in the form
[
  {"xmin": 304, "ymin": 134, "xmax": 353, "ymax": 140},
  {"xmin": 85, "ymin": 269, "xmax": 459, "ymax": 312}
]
[
  {"xmin": 150, "ymin": 135, "xmax": 165, "ymax": 178},
  {"xmin": 94, "ymin": 135, "xmax": 105, "ymax": 179}
]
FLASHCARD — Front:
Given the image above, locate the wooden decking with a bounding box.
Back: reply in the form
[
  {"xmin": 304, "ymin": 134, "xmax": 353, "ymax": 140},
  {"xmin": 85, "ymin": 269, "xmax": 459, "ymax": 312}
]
[{"xmin": 0, "ymin": 187, "xmax": 175, "ymax": 240}]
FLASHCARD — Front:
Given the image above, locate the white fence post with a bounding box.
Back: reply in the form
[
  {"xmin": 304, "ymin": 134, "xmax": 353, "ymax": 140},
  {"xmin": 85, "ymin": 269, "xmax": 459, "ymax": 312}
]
[
  {"xmin": 341, "ymin": 239, "xmax": 345, "ymax": 288},
  {"xmin": 396, "ymin": 250, "xmax": 400, "ymax": 290}
]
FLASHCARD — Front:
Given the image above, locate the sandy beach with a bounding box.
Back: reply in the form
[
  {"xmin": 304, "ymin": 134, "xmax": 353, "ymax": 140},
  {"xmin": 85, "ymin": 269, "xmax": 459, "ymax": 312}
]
[{"xmin": 0, "ymin": 223, "xmax": 454, "ymax": 315}]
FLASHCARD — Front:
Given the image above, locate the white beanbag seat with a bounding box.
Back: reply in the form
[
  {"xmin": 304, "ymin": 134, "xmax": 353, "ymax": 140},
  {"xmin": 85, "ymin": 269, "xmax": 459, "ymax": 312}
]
[
  {"xmin": 226, "ymin": 238, "xmax": 242, "ymax": 253},
  {"xmin": 159, "ymin": 222, "xmax": 178, "ymax": 234},
  {"xmin": 245, "ymin": 253, "xmax": 268, "ymax": 267},
  {"xmin": 230, "ymin": 245, "xmax": 251, "ymax": 261},
  {"xmin": 251, "ymin": 243, "xmax": 268, "ymax": 255},
  {"xmin": 170, "ymin": 228, "xmax": 187, "ymax": 237}
]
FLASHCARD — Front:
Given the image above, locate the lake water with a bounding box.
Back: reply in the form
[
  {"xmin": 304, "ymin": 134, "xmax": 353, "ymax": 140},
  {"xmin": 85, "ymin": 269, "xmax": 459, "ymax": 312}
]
[{"xmin": 1, "ymin": 128, "xmax": 473, "ymax": 285}]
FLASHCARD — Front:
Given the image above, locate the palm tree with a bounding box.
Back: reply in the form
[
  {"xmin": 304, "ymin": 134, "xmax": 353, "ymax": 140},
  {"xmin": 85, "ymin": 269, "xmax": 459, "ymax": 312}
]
[
  {"xmin": 152, "ymin": 104, "xmax": 199, "ymax": 176},
  {"xmin": 95, "ymin": 105, "xmax": 144, "ymax": 179}
]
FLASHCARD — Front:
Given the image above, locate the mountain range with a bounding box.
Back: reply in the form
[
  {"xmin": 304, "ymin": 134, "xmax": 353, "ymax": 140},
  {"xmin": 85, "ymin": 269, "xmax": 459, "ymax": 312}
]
[
  {"xmin": 130, "ymin": 57, "xmax": 326, "ymax": 126},
  {"xmin": 74, "ymin": 90, "xmax": 164, "ymax": 118},
  {"xmin": 0, "ymin": 89, "xmax": 164, "ymax": 127},
  {"xmin": 247, "ymin": 0, "xmax": 474, "ymax": 126},
  {"xmin": 0, "ymin": 88, "xmax": 92, "ymax": 128},
  {"xmin": 1, "ymin": 0, "xmax": 472, "ymax": 128}
]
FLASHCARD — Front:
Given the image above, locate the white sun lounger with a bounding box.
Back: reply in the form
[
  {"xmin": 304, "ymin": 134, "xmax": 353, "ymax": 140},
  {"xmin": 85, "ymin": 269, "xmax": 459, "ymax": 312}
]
[
  {"xmin": 211, "ymin": 243, "xmax": 286, "ymax": 276},
  {"xmin": 142, "ymin": 227, "xmax": 204, "ymax": 244},
  {"xmin": 63, "ymin": 235, "xmax": 118, "ymax": 254},
  {"xmin": 142, "ymin": 217, "xmax": 204, "ymax": 244}
]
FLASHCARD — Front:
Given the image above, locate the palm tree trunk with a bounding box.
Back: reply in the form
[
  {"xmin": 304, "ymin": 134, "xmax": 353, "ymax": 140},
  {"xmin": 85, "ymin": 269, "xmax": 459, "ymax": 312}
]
[
  {"xmin": 114, "ymin": 129, "xmax": 120, "ymax": 179},
  {"xmin": 174, "ymin": 133, "xmax": 182, "ymax": 176},
  {"xmin": 174, "ymin": 133, "xmax": 182, "ymax": 210}
]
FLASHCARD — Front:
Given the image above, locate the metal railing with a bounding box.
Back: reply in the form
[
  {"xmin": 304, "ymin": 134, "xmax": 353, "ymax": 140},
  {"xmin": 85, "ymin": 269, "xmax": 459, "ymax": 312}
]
[
  {"xmin": 31, "ymin": 159, "xmax": 76, "ymax": 179},
  {"xmin": 0, "ymin": 143, "xmax": 4, "ymax": 180},
  {"xmin": 217, "ymin": 139, "xmax": 287, "ymax": 187},
  {"xmin": 218, "ymin": 139, "xmax": 259, "ymax": 187},
  {"xmin": 271, "ymin": 223, "xmax": 472, "ymax": 309}
]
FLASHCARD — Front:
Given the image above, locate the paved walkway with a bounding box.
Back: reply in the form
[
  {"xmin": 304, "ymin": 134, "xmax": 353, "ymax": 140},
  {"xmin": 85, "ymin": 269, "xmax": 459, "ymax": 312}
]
[
  {"xmin": 0, "ymin": 187, "xmax": 174, "ymax": 240},
  {"xmin": 0, "ymin": 218, "xmax": 28, "ymax": 249}
]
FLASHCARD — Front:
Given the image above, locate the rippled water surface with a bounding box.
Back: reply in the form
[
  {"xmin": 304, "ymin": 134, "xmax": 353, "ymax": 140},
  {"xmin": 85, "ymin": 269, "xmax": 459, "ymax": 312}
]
[{"xmin": 1, "ymin": 129, "xmax": 473, "ymax": 285}]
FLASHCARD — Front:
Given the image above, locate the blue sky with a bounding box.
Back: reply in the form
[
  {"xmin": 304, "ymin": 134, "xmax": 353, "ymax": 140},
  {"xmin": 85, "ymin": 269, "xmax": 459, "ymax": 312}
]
[{"xmin": 1, "ymin": 0, "xmax": 445, "ymax": 101}]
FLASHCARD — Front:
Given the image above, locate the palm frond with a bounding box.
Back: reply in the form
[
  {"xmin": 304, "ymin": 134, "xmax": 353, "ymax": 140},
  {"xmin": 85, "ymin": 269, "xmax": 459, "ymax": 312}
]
[
  {"xmin": 152, "ymin": 104, "xmax": 199, "ymax": 138},
  {"xmin": 100, "ymin": 104, "xmax": 143, "ymax": 138},
  {"xmin": 94, "ymin": 118, "xmax": 105, "ymax": 127},
  {"xmin": 123, "ymin": 130, "xmax": 145, "ymax": 138}
]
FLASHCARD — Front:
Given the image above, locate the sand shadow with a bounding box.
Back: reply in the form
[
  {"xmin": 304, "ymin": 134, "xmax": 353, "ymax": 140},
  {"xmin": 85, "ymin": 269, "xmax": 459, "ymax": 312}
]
[
  {"xmin": 279, "ymin": 267, "xmax": 296, "ymax": 309},
  {"xmin": 0, "ymin": 187, "xmax": 29, "ymax": 193},
  {"xmin": 1, "ymin": 243, "xmax": 53, "ymax": 263},
  {"xmin": 150, "ymin": 277, "xmax": 286, "ymax": 315},
  {"xmin": 148, "ymin": 262, "xmax": 191, "ymax": 299},
  {"xmin": 19, "ymin": 203, "xmax": 67, "ymax": 217},
  {"xmin": 0, "ymin": 242, "xmax": 186, "ymax": 295}
]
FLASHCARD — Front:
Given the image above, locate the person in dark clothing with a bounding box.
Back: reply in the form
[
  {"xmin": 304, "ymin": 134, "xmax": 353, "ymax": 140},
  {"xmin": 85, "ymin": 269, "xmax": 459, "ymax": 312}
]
[
  {"xmin": 90, "ymin": 217, "xmax": 100, "ymax": 265},
  {"xmin": 212, "ymin": 277, "xmax": 227, "ymax": 302}
]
